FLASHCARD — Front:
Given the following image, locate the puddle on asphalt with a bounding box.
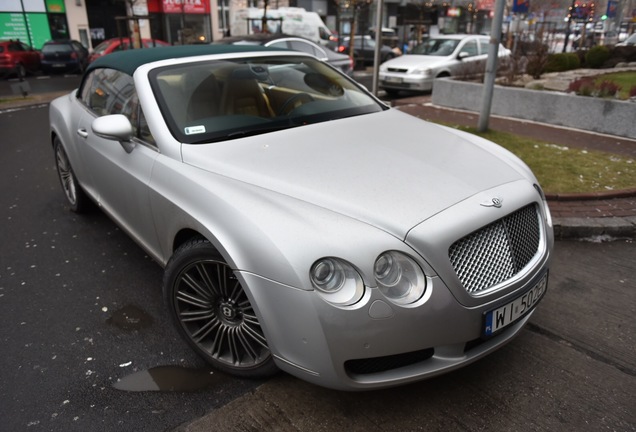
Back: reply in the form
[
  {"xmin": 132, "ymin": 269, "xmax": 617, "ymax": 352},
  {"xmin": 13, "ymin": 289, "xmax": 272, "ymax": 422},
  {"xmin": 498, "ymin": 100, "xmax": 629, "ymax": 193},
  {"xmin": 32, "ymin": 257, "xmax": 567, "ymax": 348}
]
[
  {"xmin": 106, "ymin": 304, "xmax": 153, "ymax": 330},
  {"xmin": 113, "ymin": 366, "xmax": 230, "ymax": 392}
]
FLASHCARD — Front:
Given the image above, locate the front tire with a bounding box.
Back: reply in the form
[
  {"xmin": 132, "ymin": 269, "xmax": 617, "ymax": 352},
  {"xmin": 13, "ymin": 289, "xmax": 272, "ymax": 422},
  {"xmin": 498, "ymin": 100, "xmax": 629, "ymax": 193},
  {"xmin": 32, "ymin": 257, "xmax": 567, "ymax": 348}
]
[
  {"xmin": 54, "ymin": 137, "xmax": 89, "ymax": 213},
  {"xmin": 163, "ymin": 239, "xmax": 278, "ymax": 378}
]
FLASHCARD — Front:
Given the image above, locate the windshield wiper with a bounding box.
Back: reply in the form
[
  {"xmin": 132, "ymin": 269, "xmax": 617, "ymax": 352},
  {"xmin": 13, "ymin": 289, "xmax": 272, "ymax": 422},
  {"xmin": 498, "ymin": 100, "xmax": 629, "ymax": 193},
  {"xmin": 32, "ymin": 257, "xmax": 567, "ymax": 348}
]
[{"xmin": 189, "ymin": 122, "xmax": 301, "ymax": 144}]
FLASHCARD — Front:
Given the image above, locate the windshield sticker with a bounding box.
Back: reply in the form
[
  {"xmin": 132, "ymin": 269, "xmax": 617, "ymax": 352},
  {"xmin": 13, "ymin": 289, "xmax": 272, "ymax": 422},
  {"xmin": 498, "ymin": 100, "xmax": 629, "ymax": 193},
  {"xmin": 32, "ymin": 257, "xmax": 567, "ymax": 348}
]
[{"xmin": 184, "ymin": 125, "xmax": 206, "ymax": 135}]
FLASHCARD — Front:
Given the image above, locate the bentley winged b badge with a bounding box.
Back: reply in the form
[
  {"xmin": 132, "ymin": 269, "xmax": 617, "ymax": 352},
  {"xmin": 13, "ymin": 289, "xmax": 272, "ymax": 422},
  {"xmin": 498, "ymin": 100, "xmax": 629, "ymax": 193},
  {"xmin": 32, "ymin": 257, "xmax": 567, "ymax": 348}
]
[{"xmin": 480, "ymin": 197, "xmax": 504, "ymax": 208}]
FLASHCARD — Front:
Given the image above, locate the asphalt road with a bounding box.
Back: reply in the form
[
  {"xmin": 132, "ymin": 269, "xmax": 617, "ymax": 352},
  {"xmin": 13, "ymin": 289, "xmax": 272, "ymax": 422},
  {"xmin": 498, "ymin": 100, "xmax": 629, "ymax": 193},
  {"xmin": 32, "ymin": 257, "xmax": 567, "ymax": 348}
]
[
  {"xmin": 0, "ymin": 74, "xmax": 81, "ymax": 99},
  {"xmin": 1, "ymin": 92, "xmax": 634, "ymax": 432},
  {"xmin": 0, "ymin": 105, "xmax": 263, "ymax": 431}
]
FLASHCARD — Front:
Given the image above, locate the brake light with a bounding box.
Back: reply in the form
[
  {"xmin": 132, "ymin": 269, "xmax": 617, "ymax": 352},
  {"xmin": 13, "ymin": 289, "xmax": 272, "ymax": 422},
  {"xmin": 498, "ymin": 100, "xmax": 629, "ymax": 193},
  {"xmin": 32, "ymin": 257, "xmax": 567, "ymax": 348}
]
[
  {"xmin": 70, "ymin": 52, "xmax": 78, "ymax": 59},
  {"xmin": 337, "ymin": 46, "xmax": 346, "ymax": 53}
]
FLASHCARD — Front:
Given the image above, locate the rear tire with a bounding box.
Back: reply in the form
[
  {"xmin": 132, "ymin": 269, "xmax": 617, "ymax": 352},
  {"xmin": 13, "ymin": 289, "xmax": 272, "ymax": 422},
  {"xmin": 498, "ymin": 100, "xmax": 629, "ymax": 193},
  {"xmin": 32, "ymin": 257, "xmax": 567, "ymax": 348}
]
[
  {"xmin": 53, "ymin": 137, "xmax": 89, "ymax": 213},
  {"xmin": 163, "ymin": 239, "xmax": 278, "ymax": 378}
]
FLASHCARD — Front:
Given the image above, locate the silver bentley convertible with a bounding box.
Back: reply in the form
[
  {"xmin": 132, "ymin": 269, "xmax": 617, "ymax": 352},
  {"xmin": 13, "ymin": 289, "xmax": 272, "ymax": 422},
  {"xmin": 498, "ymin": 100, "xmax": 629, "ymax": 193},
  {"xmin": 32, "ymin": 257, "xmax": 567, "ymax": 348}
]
[{"xmin": 49, "ymin": 45, "xmax": 553, "ymax": 390}]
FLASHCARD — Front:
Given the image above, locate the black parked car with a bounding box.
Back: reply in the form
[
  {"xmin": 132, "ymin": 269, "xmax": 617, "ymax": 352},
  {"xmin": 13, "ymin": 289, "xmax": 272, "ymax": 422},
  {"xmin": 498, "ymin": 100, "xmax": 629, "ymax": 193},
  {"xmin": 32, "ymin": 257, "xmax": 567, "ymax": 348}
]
[
  {"xmin": 337, "ymin": 35, "xmax": 397, "ymax": 67},
  {"xmin": 40, "ymin": 40, "xmax": 89, "ymax": 74}
]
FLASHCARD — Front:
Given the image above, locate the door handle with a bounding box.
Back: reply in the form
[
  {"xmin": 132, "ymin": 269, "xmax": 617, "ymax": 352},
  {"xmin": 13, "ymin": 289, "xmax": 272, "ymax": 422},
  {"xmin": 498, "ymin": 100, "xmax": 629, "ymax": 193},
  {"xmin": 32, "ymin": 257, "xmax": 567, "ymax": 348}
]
[{"xmin": 77, "ymin": 128, "xmax": 88, "ymax": 138}]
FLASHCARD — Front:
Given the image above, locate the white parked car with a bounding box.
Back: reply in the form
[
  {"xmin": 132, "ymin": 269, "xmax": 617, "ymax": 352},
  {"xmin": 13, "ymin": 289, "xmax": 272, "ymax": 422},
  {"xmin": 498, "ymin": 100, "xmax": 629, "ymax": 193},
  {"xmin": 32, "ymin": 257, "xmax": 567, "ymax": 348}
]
[
  {"xmin": 49, "ymin": 44, "xmax": 553, "ymax": 390},
  {"xmin": 616, "ymin": 33, "xmax": 636, "ymax": 46},
  {"xmin": 379, "ymin": 34, "xmax": 511, "ymax": 94}
]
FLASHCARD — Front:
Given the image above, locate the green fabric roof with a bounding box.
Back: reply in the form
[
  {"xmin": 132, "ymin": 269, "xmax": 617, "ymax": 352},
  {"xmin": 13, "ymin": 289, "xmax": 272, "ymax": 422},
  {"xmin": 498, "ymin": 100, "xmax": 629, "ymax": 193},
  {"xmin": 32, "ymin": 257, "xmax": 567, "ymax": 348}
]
[{"xmin": 86, "ymin": 44, "xmax": 286, "ymax": 76}]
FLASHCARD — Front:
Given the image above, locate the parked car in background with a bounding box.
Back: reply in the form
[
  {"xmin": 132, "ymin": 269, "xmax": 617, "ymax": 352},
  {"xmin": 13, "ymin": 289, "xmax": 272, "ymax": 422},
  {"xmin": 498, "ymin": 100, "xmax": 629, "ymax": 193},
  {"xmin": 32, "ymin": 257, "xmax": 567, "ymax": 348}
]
[
  {"xmin": 0, "ymin": 40, "xmax": 40, "ymax": 78},
  {"xmin": 40, "ymin": 40, "xmax": 89, "ymax": 74},
  {"xmin": 379, "ymin": 34, "xmax": 510, "ymax": 95},
  {"xmin": 218, "ymin": 33, "xmax": 353, "ymax": 76},
  {"xmin": 337, "ymin": 35, "xmax": 397, "ymax": 66},
  {"xmin": 88, "ymin": 37, "xmax": 170, "ymax": 63},
  {"xmin": 49, "ymin": 44, "xmax": 553, "ymax": 391},
  {"xmin": 616, "ymin": 33, "xmax": 636, "ymax": 46}
]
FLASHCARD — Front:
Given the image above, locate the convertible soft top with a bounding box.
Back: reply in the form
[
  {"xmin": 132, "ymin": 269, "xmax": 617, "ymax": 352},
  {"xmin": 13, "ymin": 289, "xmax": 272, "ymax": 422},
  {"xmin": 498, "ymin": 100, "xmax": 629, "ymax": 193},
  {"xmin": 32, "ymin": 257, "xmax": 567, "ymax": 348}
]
[{"xmin": 86, "ymin": 44, "xmax": 288, "ymax": 76}]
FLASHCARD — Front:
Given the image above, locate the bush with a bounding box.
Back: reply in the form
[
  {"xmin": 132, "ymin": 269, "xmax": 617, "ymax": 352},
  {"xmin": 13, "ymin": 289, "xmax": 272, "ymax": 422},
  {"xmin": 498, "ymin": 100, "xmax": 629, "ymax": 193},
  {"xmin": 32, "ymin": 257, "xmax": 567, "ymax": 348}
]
[
  {"xmin": 568, "ymin": 77, "xmax": 595, "ymax": 96},
  {"xmin": 568, "ymin": 77, "xmax": 624, "ymax": 98},
  {"xmin": 585, "ymin": 46, "xmax": 610, "ymax": 68},
  {"xmin": 597, "ymin": 80, "xmax": 621, "ymax": 97},
  {"xmin": 545, "ymin": 53, "xmax": 580, "ymax": 73}
]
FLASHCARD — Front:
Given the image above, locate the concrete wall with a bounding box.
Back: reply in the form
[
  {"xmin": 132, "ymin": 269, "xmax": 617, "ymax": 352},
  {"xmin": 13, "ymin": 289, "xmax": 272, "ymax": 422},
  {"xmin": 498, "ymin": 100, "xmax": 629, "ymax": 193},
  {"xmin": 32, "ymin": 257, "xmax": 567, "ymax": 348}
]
[{"xmin": 431, "ymin": 78, "xmax": 636, "ymax": 139}]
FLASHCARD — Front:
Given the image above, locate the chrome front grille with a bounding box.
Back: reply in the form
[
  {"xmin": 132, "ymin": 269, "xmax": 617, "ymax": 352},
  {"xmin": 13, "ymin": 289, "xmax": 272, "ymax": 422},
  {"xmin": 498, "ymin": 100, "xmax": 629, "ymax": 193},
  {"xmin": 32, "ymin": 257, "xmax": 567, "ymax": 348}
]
[{"xmin": 448, "ymin": 204, "xmax": 542, "ymax": 294}]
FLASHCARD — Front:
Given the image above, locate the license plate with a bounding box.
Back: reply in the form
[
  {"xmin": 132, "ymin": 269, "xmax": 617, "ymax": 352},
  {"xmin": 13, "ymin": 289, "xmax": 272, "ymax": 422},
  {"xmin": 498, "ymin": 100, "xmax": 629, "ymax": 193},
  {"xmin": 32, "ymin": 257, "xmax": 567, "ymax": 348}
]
[
  {"xmin": 385, "ymin": 76, "xmax": 402, "ymax": 83},
  {"xmin": 484, "ymin": 273, "xmax": 547, "ymax": 336},
  {"xmin": 53, "ymin": 63, "xmax": 65, "ymax": 68}
]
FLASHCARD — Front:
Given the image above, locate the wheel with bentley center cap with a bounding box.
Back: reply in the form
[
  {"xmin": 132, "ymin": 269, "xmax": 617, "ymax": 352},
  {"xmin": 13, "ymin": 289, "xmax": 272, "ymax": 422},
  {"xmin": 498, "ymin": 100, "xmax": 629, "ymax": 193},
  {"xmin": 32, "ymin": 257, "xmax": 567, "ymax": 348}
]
[{"xmin": 163, "ymin": 239, "xmax": 278, "ymax": 378}]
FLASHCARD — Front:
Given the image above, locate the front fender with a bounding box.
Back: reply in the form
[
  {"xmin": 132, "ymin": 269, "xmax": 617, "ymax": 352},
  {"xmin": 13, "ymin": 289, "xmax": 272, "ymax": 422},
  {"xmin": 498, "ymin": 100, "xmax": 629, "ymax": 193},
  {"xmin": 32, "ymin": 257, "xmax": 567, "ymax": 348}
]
[{"xmin": 148, "ymin": 156, "xmax": 416, "ymax": 290}]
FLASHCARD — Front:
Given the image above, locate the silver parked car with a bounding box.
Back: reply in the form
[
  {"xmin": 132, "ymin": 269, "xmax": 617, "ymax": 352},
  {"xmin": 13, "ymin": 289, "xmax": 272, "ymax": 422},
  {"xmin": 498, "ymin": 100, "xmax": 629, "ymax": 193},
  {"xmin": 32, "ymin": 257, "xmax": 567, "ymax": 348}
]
[
  {"xmin": 49, "ymin": 44, "xmax": 553, "ymax": 391},
  {"xmin": 217, "ymin": 33, "xmax": 354, "ymax": 76},
  {"xmin": 379, "ymin": 34, "xmax": 511, "ymax": 95}
]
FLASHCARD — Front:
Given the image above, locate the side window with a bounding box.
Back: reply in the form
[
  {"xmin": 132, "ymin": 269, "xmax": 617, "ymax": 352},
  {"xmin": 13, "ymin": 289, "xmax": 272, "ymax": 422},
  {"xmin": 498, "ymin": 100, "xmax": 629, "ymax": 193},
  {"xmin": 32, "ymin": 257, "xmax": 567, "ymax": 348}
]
[
  {"xmin": 479, "ymin": 40, "xmax": 489, "ymax": 55},
  {"xmin": 138, "ymin": 108, "xmax": 155, "ymax": 145},
  {"xmin": 289, "ymin": 40, "xmax": 321, "ymax": 57},
  {"xmin": 460, "ymin": 40, "xmax": 479, "ymax": 57},
  {"xmin": 9, "ymin": 42, "xmax": 23, "ymax": 52},
  {"xmin": 267, "ymin": 41, "xmax": 289, "ymax": 50},
  {"xmin": 113, "ymin": 41, "xmax": 128, "ymax": 52},
  {"xmin": 80, "ymin": 68, "xmax": 155, "ymax": 145},
  {"xmin": 79, "ymin": 72, "xmax": 95, "ymax": 103}
]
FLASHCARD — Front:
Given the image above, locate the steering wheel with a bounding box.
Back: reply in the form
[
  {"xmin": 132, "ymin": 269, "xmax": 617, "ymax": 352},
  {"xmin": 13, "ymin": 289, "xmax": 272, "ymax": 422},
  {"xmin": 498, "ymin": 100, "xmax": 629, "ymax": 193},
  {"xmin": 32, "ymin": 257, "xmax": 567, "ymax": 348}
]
[{"xmin": 277, "ymin": 93, "xmax": 315, "ymax": 116}]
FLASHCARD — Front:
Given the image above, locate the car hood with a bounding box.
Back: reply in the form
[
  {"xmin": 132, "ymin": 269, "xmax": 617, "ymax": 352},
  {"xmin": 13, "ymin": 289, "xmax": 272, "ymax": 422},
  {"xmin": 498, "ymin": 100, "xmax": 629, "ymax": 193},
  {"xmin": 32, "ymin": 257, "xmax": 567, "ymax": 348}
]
[
  {"xmin": 181, "ymin": 109, "xmax": 525, "ymax": 239},
  {"xmin": 381, "ymin": 54, "xmax": 450, "ymax": 70}
]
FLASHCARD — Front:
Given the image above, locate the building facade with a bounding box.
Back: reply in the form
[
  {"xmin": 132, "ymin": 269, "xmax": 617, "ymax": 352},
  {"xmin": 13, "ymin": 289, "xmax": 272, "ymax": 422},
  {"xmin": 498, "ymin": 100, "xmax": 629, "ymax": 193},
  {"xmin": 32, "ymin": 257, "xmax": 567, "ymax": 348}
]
[{"xmin": 2, "ymin": 0, "xmax": 631, "ymax": 52}]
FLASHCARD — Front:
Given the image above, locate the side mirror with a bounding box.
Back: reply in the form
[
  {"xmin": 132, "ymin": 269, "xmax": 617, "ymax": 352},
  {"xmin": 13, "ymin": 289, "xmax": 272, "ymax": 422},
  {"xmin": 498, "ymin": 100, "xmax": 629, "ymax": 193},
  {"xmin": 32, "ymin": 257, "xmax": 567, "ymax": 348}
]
[
  {"xmin": 92, "ymin": 114, "xmax": 135, "ymax": 153},
  {"xmin": 458, "ymin": 51, "xmax": 469, "ymax": 60}
]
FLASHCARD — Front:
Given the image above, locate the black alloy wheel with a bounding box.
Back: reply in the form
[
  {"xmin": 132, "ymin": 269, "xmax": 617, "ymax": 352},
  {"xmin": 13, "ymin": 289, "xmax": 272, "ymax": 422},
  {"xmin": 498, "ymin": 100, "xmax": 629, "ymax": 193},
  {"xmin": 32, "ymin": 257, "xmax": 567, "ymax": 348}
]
[
  {"xmin": 164, "ymin": 239, "xmax": 278, "ymax": 378},
  {"xmin": 53, "ymin": 137, "xmax": 89, "ymax": 213}
]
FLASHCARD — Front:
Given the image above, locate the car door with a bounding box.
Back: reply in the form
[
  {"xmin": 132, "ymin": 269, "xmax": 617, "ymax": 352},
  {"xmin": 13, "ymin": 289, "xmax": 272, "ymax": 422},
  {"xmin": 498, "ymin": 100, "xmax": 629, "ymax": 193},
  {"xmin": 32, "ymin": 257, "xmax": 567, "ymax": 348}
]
[
  {"xmin": 453, "ymin": 37, "xmax": 485, "ymax": 77},
  {"xmin": 75, "ymin": 67, "xmax": 161, "ymax": 254}
]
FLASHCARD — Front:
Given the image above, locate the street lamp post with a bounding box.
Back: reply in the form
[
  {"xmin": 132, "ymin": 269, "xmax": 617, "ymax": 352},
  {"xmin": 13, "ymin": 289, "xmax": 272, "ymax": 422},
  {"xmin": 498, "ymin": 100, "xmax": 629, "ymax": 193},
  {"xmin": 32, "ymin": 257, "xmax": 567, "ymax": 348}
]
[{"xmin": 477, "ymin": 0, "xmax": 506, "ymax": 132}]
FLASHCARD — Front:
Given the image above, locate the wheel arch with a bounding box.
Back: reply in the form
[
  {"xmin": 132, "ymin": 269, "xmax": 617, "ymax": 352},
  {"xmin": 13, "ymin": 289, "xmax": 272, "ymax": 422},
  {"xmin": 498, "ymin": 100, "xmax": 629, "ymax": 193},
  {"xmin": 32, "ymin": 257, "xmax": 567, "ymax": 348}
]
[{"xmin": 172, "ymin": 228, "xmax": 209, "ymax": 254}]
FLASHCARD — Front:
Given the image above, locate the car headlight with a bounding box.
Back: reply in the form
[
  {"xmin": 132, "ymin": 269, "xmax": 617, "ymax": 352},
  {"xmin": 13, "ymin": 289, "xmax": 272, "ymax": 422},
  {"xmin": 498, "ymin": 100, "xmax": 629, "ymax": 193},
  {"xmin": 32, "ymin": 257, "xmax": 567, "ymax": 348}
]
[
  {"xmin": 374, "ymin": 251, "xmax": 426, "ymax": 305},
  {"xmin": 413, "ymin": 68, "xmax": 431, "ymax": 77},
  {"xmin": 310, "ymin": 258, "xmax": 364, "ymax": 306}
]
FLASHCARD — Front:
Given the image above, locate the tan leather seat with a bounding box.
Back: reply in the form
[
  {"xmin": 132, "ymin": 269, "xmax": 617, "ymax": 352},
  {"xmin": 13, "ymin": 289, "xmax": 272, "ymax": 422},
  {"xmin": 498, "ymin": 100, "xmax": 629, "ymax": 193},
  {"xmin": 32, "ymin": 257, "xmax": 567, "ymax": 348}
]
[{"xmin": 221, "ymin": 68, "xmax": 273, "ymax": 118}]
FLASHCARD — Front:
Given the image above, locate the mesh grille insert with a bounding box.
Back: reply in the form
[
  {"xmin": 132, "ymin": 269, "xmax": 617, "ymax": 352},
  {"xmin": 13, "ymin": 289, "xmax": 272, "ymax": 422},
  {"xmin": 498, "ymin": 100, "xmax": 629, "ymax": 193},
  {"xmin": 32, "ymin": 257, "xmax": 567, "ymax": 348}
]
[{"xmin": 449, "ymin": 204, "xmax": 541, "ymax": 294}]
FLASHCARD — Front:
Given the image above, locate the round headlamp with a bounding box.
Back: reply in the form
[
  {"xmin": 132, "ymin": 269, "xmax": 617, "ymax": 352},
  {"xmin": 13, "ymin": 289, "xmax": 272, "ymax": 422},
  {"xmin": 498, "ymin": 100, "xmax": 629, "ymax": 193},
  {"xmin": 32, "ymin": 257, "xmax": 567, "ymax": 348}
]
[
  {"xmin": 310, "ymin": 258, "xmax": 364, "ymax": 306},
  {"xmin": 374, "ymin": 251, "xmax": 426, "ymax": 305}
]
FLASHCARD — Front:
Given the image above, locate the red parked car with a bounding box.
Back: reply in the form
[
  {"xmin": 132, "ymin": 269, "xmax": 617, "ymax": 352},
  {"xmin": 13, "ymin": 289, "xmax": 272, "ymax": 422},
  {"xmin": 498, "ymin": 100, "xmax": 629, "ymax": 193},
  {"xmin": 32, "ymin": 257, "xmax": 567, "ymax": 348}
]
[
  {"xmin": 0, "ymin": 40, "xmax": 41, "ymax": 78},
  {"xmin": 88, "ymin": 37, "xmax": 170, "ymax": 63}
]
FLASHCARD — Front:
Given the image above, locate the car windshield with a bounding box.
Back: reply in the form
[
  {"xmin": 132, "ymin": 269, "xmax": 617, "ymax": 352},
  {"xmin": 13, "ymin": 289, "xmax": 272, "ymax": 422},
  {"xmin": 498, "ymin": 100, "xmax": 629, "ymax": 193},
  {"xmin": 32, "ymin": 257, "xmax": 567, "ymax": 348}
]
[
  {"xmin": 150, "ymin": 55, "xmax": 385, "ymax": 144},
  {"xmin": 411, "ymin": 38, "xmax": 460, "ymax": 56},
  {"xmin": 42, "ymin": 43, "xmax": 72, "ymax": 54},
  {"xmin": 92, "ymin": 40, "xmax": 115, "ymax": 54}
]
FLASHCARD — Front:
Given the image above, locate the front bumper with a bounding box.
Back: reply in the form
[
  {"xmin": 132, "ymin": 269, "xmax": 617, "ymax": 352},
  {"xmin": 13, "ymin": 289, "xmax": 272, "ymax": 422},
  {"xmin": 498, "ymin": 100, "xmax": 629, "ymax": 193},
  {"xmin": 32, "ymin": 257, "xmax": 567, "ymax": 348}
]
[
  {"xmin": 379, "ymin": 72, "xmax": 433, "ymax": 92},
  {"xmin": 239, "ymin": 263, "xmax": 549, "ymax": 391}
]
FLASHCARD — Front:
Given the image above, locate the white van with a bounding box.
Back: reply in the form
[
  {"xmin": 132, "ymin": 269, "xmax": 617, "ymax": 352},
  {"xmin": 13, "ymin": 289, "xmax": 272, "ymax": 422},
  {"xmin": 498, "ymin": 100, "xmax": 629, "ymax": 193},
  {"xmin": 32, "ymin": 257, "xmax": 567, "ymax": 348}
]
[{"xmin": 230, "ymin": 8, "xmax": 335, "ymax": 46}]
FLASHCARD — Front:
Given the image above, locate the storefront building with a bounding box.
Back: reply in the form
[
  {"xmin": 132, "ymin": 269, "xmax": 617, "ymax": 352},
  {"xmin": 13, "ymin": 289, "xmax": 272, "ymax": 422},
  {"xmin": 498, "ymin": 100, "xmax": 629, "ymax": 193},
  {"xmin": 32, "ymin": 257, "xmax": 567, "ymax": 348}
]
[{"xmin": 0, "ymin": 0, "xmax": 89, "ymax": 49}]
